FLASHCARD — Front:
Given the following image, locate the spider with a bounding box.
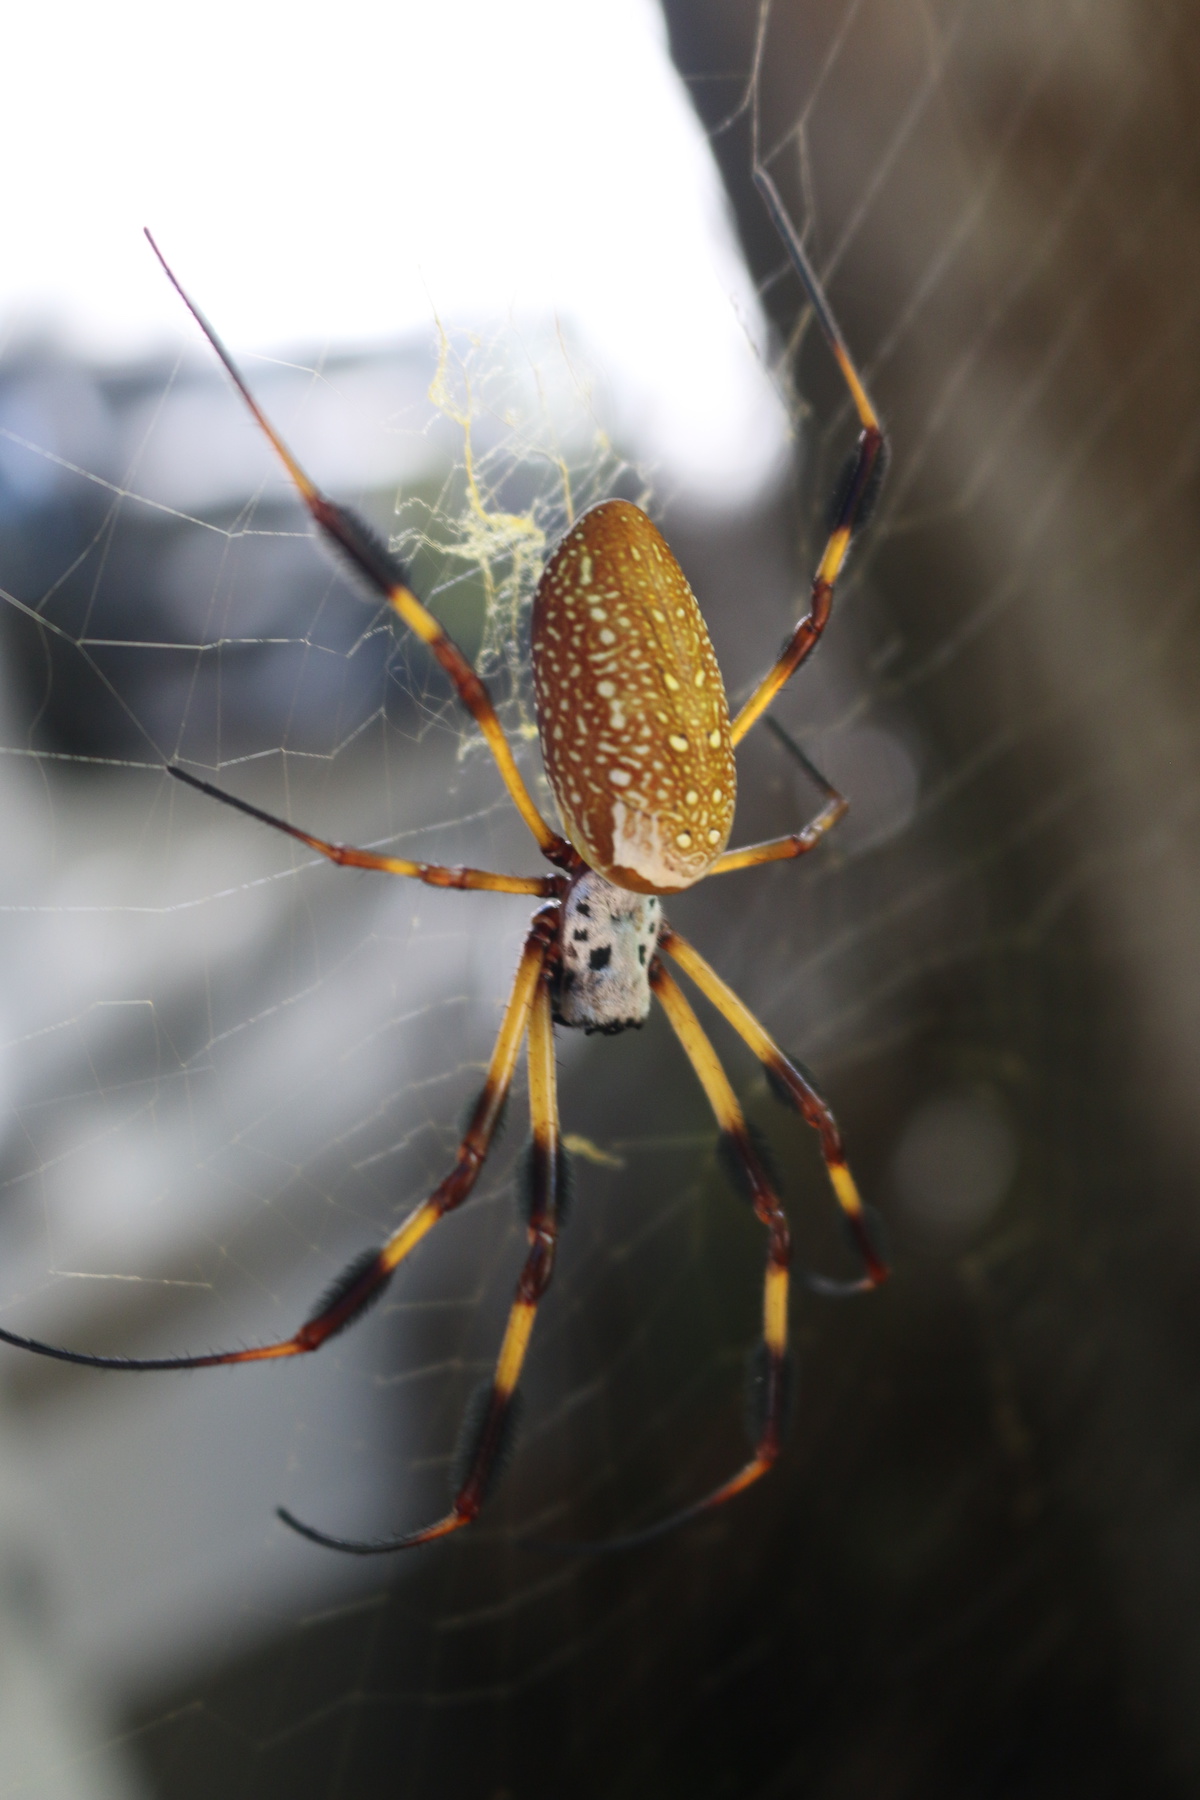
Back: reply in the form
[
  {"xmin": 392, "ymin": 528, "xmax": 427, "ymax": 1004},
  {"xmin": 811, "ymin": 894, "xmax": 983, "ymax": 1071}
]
[{"xmin": 0, "ymin": 178, "xmax": 888, "ymax": 1556}]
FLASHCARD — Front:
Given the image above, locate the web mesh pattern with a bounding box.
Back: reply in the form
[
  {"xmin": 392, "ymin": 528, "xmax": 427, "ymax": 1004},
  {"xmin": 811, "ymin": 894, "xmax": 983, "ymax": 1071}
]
[{"xmin": 2, "ymin": 1, "xmax": 1200, "ymax": 1795}]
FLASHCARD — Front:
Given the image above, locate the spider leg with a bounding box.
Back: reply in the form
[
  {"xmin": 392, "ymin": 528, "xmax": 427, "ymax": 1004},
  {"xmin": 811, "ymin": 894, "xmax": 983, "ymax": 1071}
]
[
  {"xmin": 279, "ymin": 965, "xmax": 565, "ymax": 1553},
  {"xmin": 660, "ymin": 928, "xmax": 886, "ymax": 1293},
  {"xmin": 169, "ymin": 766, "xmax": 564, "ymax": 898},
  {"xmin": 526, "ymin": 962, "xmax": 793, "ymax": 1555},
  {"xmin": 145, "ymin": 231, "xmax": 571, "ymax": 867},
  {"xmin": 0, "ymin": 908, "xmax": 557, "ymax": 1374},
  {"xmin": 730, "ymin": 169, "xmax": 887, "ymax": 748},
  {"xmin": 709, "ymin": 718, "xmax": 847, "ymax": 876}
]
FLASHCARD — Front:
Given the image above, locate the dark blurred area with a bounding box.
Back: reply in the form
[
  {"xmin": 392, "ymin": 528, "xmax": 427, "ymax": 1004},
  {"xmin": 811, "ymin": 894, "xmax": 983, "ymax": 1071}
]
[{"xmin": 3, "ymin": 2, "xmax": 1200, "ymax": 1797}]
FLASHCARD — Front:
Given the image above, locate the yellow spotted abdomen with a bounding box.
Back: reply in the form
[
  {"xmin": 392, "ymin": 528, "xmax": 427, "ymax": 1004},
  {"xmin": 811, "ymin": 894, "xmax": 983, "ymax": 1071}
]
[{"xmin": 531, "ymin": 500, "xmax": 736, "ymax": 894}]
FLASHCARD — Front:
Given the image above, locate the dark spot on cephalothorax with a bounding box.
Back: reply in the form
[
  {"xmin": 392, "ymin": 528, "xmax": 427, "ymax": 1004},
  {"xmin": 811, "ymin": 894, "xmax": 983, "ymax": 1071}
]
[
  {"xmin": 637, "ymin": 944, "xmax": 647, "ymax": 966},
  {"xmin": 575, "ymin": 902, "xmax": 591, "ymax": 919},
  {"xmin": 589, "ymin": 944, "xmax": 612, "ymax": 972},
  {"xmin": 573, "ymin": 930, "xmax": 589, "ymax": 943}
]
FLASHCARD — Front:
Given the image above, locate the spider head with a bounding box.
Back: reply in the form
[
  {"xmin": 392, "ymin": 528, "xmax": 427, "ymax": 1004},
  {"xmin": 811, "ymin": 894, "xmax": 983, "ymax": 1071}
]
[{"xmin": 552, "ymin": 872, "xmax": 661, "ymax": 1034}]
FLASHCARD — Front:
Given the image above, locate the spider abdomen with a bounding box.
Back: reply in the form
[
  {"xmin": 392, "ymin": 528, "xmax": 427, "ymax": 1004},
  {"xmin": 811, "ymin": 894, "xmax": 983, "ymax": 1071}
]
[{"xmin": 531, "ymin": 500, "xmax": 736, "ymax": 894}]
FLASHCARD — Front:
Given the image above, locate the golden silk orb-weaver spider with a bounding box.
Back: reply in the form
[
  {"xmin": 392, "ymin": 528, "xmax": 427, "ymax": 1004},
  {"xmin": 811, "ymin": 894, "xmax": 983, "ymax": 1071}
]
[{"xmin": 0, "ymin": 187, "xmax": 888, "ymax": 1556}]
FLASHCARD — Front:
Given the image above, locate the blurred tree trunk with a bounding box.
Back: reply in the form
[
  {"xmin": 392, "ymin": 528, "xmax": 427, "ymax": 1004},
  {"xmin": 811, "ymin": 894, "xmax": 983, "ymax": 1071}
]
[{"xmin": 656, "ymin": 2, "xmax": 1200, "ymax": 1792}]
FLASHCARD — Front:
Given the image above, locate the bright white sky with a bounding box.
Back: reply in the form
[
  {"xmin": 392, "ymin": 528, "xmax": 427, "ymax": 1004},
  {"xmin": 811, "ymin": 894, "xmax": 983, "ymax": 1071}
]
[{"xmin": 1, "ymin": 0, "xmax": 788, "ymax": 504}]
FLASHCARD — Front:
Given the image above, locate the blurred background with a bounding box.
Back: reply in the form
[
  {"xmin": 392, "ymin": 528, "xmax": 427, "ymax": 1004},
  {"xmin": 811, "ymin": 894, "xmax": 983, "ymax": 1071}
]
[{"xmin": 2, "ymin": 0, "xmax": 1200, "ymax": 1794}]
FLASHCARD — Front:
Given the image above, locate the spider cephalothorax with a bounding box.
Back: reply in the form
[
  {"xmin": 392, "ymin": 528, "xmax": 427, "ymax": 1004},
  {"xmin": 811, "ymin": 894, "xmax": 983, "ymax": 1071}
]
[
  {"xmin": 0, "ymin": 200, "xmax": 889, "ymax": 1557},
  {"xmin": 552, "ymin": 873, "xmax": 661, "ymax": 1034}
]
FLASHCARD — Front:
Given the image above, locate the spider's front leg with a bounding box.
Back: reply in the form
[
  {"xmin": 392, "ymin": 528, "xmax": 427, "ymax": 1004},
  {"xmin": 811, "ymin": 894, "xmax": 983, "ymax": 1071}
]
[
  {"xmin": 661, "ymin": 928, "xmax": 887, "ymax": 1292},
  {"xmin": 528, "ymin": 960, "xmax": 794, "ymax": 1556},
  {"xmin": 653, "ymin": 963, "xmax": 792, "ymax": 1499},
  {"xmin": 526, "ymin": 944, "xmax": 883, "ymax": 1556},
  {"xmin": 280, "ymin": 963, "xmax": 568, "ymax": 1554},
  {"xmin": 0, "ymin": 910, "xmax": 557, "ymax": 1375}
]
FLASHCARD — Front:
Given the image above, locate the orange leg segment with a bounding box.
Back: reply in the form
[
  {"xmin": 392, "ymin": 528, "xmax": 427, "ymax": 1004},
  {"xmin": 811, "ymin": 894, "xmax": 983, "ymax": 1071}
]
[
  {"xmin": 279, "ymin": 967, "xmax": 566, "ymax": 1553},
  {"xmin": 731, "ymin": 169, "xmax": 887, "ymax": 748},
  {"xmin": 711, "ymin": 720, "xmax": 847, "ymax": 877},
  {"xmin": 0, "ymin": 910, "xmax": 557, "ymax": 1376},
  {"xmin": 169, "ymin": 766, "xmax": 563, "ymax": 898},
  {"xmin": 528, "ymin": 963, "xmax": 793, "ymax": 1555},
  {"xmin": 662, "ymin": 927, "xmax": 887, "ymax": 1292},
  {"xmin": 145, "ymin": 231, "xmax": 571, "ymax": 867}
]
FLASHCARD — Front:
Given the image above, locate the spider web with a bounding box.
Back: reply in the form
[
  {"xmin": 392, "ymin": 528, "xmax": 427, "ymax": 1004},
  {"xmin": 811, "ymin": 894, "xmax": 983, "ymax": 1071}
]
[{"xmin": 2, "ymin": 1, "xmax": 1200, "ymax": 1796}]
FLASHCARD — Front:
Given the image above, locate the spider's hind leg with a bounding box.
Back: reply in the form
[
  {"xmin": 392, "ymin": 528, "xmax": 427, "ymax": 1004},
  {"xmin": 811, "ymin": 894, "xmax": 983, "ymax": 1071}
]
[
  {"xmin": 729, "ymin": 166, "xmax": 888, "ymax": 748},
  {"xmin": 145, "ymin": 231, "xmax": 571, "ymax": 867}
]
